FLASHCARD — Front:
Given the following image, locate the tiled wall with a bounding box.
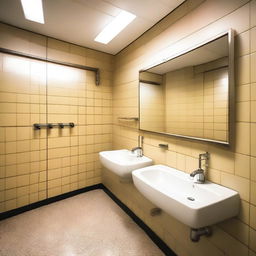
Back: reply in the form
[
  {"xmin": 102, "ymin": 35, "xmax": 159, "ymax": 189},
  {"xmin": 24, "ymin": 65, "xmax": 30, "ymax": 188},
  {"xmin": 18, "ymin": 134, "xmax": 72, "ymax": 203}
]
[
  {"xmin": 0, "ymin": 53, "xmax": 48, "ymax": 210},
  {"xmin": 0, "ymin": 23, "xmax": 113, "ymax": 212},
  {"xmin": 103, "ymin": 0, "xmax": 256, "ymax": 255}
]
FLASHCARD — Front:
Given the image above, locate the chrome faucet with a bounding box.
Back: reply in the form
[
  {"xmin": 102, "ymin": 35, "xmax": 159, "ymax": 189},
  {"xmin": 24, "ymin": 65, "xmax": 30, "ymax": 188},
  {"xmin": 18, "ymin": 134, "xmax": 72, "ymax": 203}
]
[
  {"xmin": 190, "ymin": 152, "xmax": 209, "ymax": 183},
  {"xmin": 190, "ymin": 169, "xmax": 205, "ymax": 183},
  {"xmin": 131, "ymin": 146, "xmax": 143, "ymax": 157},
  {"xmin": 131, "ymin": 136, "xmax": 144, "ymax": 157}
]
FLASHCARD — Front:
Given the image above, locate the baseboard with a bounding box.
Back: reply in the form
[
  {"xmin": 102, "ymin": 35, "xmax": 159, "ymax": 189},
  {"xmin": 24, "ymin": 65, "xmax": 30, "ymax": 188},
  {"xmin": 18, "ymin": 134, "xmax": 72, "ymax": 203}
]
[
  {"xmin": 0, "ymin": 183, "xmax": 176, "ymax": 256},
  {"xmin": 0, "ymin": 183, "xmax": 103, "ymax": 221}
]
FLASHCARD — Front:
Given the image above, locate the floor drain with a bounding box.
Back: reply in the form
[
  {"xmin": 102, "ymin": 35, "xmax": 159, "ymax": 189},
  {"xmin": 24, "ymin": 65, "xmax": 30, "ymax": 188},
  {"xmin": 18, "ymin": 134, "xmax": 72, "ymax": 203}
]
[{"xmin": 187, "ymin": 197, "xmax": 195, "ymax": 201}]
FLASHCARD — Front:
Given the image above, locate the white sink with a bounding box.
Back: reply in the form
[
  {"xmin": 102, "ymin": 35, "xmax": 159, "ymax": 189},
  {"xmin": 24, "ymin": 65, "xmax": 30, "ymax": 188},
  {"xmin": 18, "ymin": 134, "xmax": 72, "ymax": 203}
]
[
  {"xmin": 132, "ymin": 165, "xmax": 240, "ymax": 228},
  {"xmin": 99, "ymin": 149, "xmax": 153, "ymax": 179}
]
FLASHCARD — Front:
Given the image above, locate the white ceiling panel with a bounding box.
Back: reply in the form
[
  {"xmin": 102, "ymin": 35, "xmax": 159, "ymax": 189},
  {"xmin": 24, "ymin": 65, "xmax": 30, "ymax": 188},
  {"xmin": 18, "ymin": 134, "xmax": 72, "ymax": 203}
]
[
  {"xmin": 0, "ymin": 0, "xmax": 185, "ymax": 54},
  {"xmin": 104, "ymin": 0, "xmax": 182, "ymax": 22}
]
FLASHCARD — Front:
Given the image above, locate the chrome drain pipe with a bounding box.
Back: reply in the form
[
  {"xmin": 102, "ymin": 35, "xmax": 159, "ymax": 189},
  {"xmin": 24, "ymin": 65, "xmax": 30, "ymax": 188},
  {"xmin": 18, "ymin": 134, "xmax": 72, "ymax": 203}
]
[{"xmin": 190, "ymin": 227, "xmax": 212, "ymax": 242}]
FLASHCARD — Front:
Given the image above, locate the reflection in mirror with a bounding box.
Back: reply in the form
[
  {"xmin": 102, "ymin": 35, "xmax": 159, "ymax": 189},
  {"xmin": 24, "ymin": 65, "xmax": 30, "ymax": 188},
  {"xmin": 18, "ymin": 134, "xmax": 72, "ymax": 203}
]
[{"xmin": 139, "ymin": 32, "xmax": 233, "ymax": 144}]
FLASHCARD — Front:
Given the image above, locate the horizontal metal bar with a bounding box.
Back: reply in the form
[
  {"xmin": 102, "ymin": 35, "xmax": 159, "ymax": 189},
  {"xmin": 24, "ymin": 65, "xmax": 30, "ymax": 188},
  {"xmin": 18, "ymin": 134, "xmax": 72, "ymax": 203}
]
[
  {"xmin": 158, "ymin": 144, "xmax": 169, "ymax": 149},
  {"xmin": 139, "ymin": 128, "xmax": 229, "ymax": 145},
  {"xmin": 202, "ymin": 65, "xmax": 228, "ymax": 74},
  {"xmin": 118, "ymin": 117, "xmax": 139, "ymax": 121},
  {"xmin": 139, "ymin": 79, "xmax": 161, "ymax": 85},
  {"xmin": 59, "ymin": 123, "xmax": 75, "ymax": 128},
  {"xmin": 33, "ymin": 124, "xmax": 49, "ymax": 130},
  {"xmin": 33, "ymin": 123, "xmax": 75, "ymax": 130},
  {"xmin": 0, "ymin": 47, "xmax": 100, "ymax": 85}
]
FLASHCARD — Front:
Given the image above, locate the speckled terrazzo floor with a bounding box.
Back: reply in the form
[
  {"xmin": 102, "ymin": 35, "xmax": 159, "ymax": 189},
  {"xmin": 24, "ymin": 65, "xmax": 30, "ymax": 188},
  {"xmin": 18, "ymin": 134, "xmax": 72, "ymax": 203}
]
[{"xmin": 0, "ymin": 190, "xmax": 164, "ymax": 256}]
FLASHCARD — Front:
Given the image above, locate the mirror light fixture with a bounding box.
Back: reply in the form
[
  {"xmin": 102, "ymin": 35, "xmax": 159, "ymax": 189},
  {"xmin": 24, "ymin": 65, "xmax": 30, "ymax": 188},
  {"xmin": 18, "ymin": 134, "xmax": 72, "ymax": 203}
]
[
  {"xmin": 20, "ymin": 0, "xmax": 44, "ymax": 24},
  {"xmin": 95, "ymin": 10, "xmax": 136, "ymax": 44}
]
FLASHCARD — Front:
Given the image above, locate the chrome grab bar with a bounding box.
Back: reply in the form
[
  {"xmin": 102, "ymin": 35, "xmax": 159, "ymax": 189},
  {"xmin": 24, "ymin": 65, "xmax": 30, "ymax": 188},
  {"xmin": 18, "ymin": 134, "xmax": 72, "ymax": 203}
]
[
  {"xmin": 33, "ymin": 123, "xmax": 75, "ymax": 130},
  {"xmin": 118, "ymin": 117, "xmax": 139, "ymax": 121}
]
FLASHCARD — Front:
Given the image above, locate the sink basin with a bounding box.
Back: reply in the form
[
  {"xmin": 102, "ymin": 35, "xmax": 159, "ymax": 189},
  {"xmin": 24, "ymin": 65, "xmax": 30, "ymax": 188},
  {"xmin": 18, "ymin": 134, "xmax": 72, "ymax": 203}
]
[
  {"xmin": 132, "ymin": 165, "xmax": 240, "ymax": 228},
  {"xmin": 99, "ymin": 149, "xmax": 153, "ymax": 179}
]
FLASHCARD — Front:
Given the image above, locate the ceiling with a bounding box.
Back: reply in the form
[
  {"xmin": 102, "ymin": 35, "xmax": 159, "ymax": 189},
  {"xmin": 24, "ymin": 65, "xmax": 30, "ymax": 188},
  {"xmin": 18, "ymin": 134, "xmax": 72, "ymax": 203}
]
[{"xmin": 0, "ymin": 0, "xmax": 185, "ymax": 55}]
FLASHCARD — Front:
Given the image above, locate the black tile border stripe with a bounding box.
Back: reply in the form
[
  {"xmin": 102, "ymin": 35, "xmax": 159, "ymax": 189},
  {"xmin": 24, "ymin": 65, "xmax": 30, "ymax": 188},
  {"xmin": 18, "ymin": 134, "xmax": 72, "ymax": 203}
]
[
  {"xmin": 0, "ymin": 183, "xmax": 176, "ymax": 256},
  {"xmin": 0, "ymin": 184, "xmax": 102, "ymax": 221},
  {"xmin": 101, "ymin": 185, "xmax": 177, "ymax": 256}
]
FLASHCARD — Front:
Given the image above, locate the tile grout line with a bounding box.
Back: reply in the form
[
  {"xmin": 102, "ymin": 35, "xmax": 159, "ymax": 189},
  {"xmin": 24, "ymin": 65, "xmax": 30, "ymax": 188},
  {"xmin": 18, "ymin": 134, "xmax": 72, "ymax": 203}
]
[
  {"xmin": 248, "ymin": 1, "xmax": 252, "ymax": 253},
  {"xmin": 46, "ymin": 37, "xmax": 49, "ymax": 200}
]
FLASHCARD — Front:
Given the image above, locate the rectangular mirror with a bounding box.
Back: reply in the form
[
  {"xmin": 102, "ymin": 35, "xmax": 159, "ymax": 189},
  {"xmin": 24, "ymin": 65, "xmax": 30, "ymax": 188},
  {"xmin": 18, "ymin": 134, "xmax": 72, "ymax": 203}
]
[{"xmin": 139, "ymin": 30, "xmax": 234, "ymax": 145}]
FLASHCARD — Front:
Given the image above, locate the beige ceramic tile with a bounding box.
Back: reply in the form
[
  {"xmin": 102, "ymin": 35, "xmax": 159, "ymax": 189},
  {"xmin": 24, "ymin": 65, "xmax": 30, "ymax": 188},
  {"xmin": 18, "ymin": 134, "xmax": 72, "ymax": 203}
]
[
  {"xmin": 238, "ymin": 200, "xmax": 250, "ymax": 224},
  {"xmin": 251, "ymin": 181, "xmax": 256, "ymax": 205},
  {"xmin": 221, "ymin": 172, "xmax": 250, "ymax": 201},
  {"xmin": 236, "ymin": 84, "xmax": 250, "ymax": 102},
  {"xmin": 236, "ymin": 30, "xmax": 250, "ymax": 56},
  {"xmin": 236, "ymin": 101, "xmax": 250, "ymax": 122},
  {"xmin": 207, "ymin": 168, "xmax": 221, "ymax": 183},
  {"xmin": 250, "ymin": 204, "xmax": 256, "ymax": 230},
  {"xmin": 235, "ymin": 153, "xmax": 250, "ymax": 178},
  {"xmin": 17, "ymin": 195, "xmax": 29, "ymax": 207},
  {"xmin": 236, "ymin": 122, "xmax": 250, "ymax": 155},
  {"xmin": 250, "ymin": 228, "xmax": 256, "ymax": 252},
  {"xmin": 176, "ymin": 153, "xmax": 186, "ymax": 172},
  {"xmin": 166, "ymin": 151, "xmax": 177, "ymax": 168},
  {"xmin": 219, "ymin": 218, "xmax": 249, "ymax": 245},
  {"xmin": 251, "ymin": 26, "xmax": 256, "ymax": 53},
  {"xmin": 5, "ymin": 177, "xmax": 16, "ymax": 190},
  {"xmin": 252, "ymin": 157, "xmax": 256, "ymax": 181},
  {"xmin": 210, "ymin": 147, "xmax": 234, "ymax": 173},
  {"xmin": 252, "ymin": 123, "xmax": 256, "ymax": 157},
  {"xmin": 207, "ymin": 225, "xmax": 249, "ymax": 256},
  {"xmin": 236, "ymin": 55, "xmax": 250, "ymax": 85},
  {"xmin": 251, "ymin": 0, "xmax": 256, "ymax": 28},
  {"xmin": 5, "ymin": 199, "xmax": 16, "ymax": 211},
  {"xmin": 252, "ymin": 83, "xmax": 256, "ymax": 101},
  {"xmin": 251, "ymin": 101, "xmax": 256, "ymax": 122},
  {"xmin": 5, "ymin": 188, "xmax": 16, "ymax": 201},
  {"xmin": 252, "ymin": 52, "xmax": 256, "ymax": 83}
]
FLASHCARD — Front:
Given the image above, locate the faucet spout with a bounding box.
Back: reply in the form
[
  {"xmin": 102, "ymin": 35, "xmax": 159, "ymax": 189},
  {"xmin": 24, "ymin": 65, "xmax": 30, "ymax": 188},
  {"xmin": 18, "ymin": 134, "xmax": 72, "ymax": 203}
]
[
  {"xmin": 131, "ymin": 135, "xmax": 144, "ymax": 157},
  {"xmin": 190, "ymin": 152, "xmax": 209, "ymax": 184},
  {"xmin": 190, "ymin": 168, "xmax": 204, "ymax": 177},
  {"xmin": 190, "ymin": 168, "xmax": 205, "ymax": 183},
  {"xmin": 131, "ymin": 147, "xmax": 143, "ymax": 157}
]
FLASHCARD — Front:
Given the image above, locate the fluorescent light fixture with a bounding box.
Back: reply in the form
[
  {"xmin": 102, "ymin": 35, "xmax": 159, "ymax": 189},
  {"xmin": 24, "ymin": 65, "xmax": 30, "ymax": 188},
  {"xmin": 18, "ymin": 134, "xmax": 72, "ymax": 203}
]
[
  {"xmin": 95, "ymin": 10, "xmax": 136, "ymax": 44},
  {"xmin": 21, "ymin": 0, "xmax": 44, "ymax": 24}
]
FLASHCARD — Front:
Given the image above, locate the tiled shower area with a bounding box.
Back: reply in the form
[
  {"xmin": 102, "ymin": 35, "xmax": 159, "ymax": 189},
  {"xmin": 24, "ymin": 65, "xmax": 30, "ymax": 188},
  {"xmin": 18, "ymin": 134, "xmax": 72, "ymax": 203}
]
[{"xmin": 0, "ymin": 25, "xmax": 113, "ymax": 212}]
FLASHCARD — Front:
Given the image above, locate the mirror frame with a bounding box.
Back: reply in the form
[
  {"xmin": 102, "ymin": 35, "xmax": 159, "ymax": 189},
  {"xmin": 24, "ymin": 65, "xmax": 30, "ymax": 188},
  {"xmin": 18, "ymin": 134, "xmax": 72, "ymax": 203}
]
[{"xmin": 139, "ymin": 29, "xmax": 234, "ymax": 145}]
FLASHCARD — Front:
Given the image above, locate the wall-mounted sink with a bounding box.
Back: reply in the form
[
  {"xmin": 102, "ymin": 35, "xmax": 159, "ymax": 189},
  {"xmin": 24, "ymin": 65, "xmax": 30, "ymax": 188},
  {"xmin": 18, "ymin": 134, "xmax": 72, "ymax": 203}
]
[
  {"xmin": 132, "ymin": 165, "xmax": 240, "ymax": 229},
  {"xmin": 99, "ymin": 149, "xmax": 153, "ymax": 180}
]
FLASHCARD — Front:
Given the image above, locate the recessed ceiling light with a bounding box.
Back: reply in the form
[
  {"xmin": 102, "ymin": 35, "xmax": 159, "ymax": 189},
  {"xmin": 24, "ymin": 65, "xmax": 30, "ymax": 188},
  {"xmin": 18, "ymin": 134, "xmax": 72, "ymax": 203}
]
[
  {"xmin": 94, "ymin": 10, "xmax": 136, "ymax": 44},
  {"xmin": 20, "ymin": 0, "xmax": 45, "ymax": 24}
]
